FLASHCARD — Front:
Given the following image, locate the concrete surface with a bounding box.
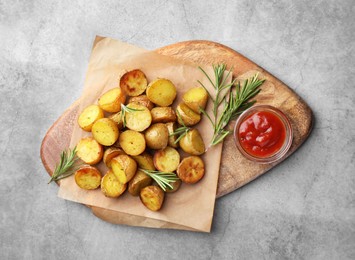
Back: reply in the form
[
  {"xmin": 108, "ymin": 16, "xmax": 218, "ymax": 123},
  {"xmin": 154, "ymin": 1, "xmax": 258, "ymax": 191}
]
[{"xmin": 1, "ymin": 0, "xmax": 354, "ymax": 259}]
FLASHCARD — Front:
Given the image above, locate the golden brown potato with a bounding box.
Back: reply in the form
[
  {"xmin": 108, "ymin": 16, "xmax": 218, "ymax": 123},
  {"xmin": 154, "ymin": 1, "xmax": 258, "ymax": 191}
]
[
  {"xmin": 140, "ymin": 185, "xmax": 165, "ymax": 211},
  {"xmin": 78, "ymin": 105, "xmax": 104, "ymax": 131},
  {"xmin": 92, "ymin": 118, "xmax": 119, "ymax": 146},
  {"xmin": 128, "ymin": 95, "xmax": 154, "ymax": 110},
  {"xmin": 144, "ymin": 123, "xmax": 169, "ymax": 150},
  {"xmin": 128, "ymin": 169, "xmax": 152, "ymax": 196},
  {"xmin": 177, "ymin": 156, "xmax": 205, "ymax": 184},
  {"xmin": 76, "ymin": 137, "xmax": 103, "ymax": 165},
  {"xmin": 166, "ymin": 122, "xmax": 179, "ymax": 148},
  {"xmin": 74, "ymin": 166, "xmax": 102, "ymax": 190},
  {"xmin": 182, "ymin": 86, "xmax": 208, "ymax": 113},
  {"xmin": 146, "ymin": 78, "xmax": 177, "ymax": 106},
  {"xmin": 132, "ymin": 152, "xmax": 155, "ymax": 170},
  {"xmin": 176, "ymin": 103, "xmax": 201, "ymax": 126},
  {"xmin": 120, "ymin": 69, "xmax": 148, "ymax": 97},
  {"xmin": 108, "ymin": 111, "xmax": 123, "ymax": 129},
  {"xmin": 179, "ymin": 129, "xmax": 205, "ymax": 155},
  {"xmin": 103, "ymin": 147, "xmax": 125, "ymax": 168},
  {"xmin": 119, "ymin": 130, "xmax": 146, "ymax": 156},
  {"xmin": 111, "ymin": 155, "xmax": 137, "ymax": 184},
  {"xmin": 150, "ymin": 107, "xmax": 177, "ymax": 123},
  {"xmin": 98, "ymin": 87, "xmax": 126, "ymax": 113},
  {"xmin": 101, "ymin": 170, "xmax": 127, "ymax": 198},
  {"xmin": 125, "ymin": 103, "xmax": 152, "ymax": 132},
  {"xmin": 153, "ymin": 147, "xmax": 180, "ymax": 172}
]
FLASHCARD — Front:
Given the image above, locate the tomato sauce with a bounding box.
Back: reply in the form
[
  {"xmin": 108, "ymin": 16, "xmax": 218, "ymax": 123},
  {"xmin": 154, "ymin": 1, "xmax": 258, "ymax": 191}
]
[{"xmin": 237, "ymin": 111, "xmax": 286, "ymax": 158}]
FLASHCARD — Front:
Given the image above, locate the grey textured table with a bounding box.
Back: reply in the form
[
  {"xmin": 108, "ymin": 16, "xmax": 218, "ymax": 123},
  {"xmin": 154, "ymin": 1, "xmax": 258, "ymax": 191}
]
[{"xmin": 1, "ymin": 1, "xmax": 354, "ymax": 259}]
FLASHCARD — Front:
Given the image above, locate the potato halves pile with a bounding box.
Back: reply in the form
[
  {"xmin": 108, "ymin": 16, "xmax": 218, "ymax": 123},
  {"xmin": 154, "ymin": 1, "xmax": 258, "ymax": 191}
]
[{"xmin": 75, "ymin": 69, "xmax": 209, "ymax": 211}]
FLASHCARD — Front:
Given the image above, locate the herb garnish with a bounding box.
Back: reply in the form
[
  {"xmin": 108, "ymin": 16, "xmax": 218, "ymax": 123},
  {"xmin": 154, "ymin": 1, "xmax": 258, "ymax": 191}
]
[{"xmin": 140, "ymin": 169, "xmax": 180, "ymax": 191}]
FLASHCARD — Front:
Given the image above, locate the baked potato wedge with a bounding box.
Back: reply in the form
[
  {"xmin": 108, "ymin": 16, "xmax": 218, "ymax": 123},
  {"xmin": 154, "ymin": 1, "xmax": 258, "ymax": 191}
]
[
  {"xmin": 144, "ymin": 123, "xmax": 169, "ymax": 150},
  {"xmin": 92, "ymin": 118, "xmax": 119, "ymax": 146},
  {"xmin": 78, "ymin": 105, "xmax": 104, "ymax": 131},
  {"xmin": 125, "ymin": 103, "xmax": 152, "ymax": 132},
  {"xmin": 153, "ymin": 146, "xmax": 180, "ymax": 172},
  {"xmin": 179, "ymin": 129, "xmax": 205, "ymax": 155},
  {"xmin": 128, "ymin": 95, "xmax": 154, "ymax": 110},
  {"xmin": 103, "ymin": 147, "xmax": 125, "ymax": 168},
  {"xmin": 108, "ymin": 111, "xmax": 123, "ymax": 129},
  {"xmin": 119, "ymin": 130, "xmax": 146, "ymax": 156},
  {"xmin": 166, "ymin": 122, "xmax": 179, "ymax": 148},
  {"xmin": 111, "ymin": 154, "xmax": 137, "ymax": 184},
  {"xmin": 177, "ymin": 156, "xmax": 205, "ymax": 184},
  {"xmin": 98, "ymin": 87, "xmax": 126, "ymax": 113},
  {"xmin": 182, "ymin": 86, "xmax": 208, "ymax": 114},
  {"xmin": 176, "ymin": 103, "xmax": 201, "ymax": 126},
  {"xmin": 128, "ymin": 169, "xmax": 152, "ymax": 196},
  {"xmin": 146, "ymin": 78, "xmax": 177, "ymax": 106},
  {"xmin": 140, "ymin": 185, "xmax": 165, "ymax": 211},
  {"xmin": 101, "ymin": 170, "xmax": 127, "ymax": 198},
  {"xmin": 120, "ymin": 69, "xmax": 148, "ymax": 97},
  {"xmin": 74, "ymin": 166, "xmax": 102, "ymax": 190},
  {"xmin": 165, "ymin": 178, "xmax": 182, "ymax": 193},
  {"xmin": 76, "ymin": 137, "xmax": 103, "ymax": 165},
  {"xmin": 151, "ymin": 107, "xmax": 177, "ymax": 123},
  {"xmin": 132, "ymin": 152, "xmax": 155, "ymax": 170}
]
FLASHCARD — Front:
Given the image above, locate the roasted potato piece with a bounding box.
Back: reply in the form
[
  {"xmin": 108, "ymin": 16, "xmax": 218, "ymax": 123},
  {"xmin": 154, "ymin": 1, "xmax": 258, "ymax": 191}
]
[
  {"xmin": 165, "ymin": 179, "xmax": 182, "ymax": 193},
  {"xmin": 132, "ymin": 152, "xmax": 155, "ymax": 170},
  {"xmin": 176, "ymin": 103, "xmax": 201, "ymax": 126},
  {"xmin": 78, "ymin": 105, "xmax": 104, "ymax": 131},
  {"xmin": 128, "ymin": 95, "xmax": 154, "ymax": 110},
  {"xmin": 108, "ymin": 111, "xmax": 123, "ymax": 129},
  {"xmin": 177, "ymin": 156, "xmax": 205, "ymax": 184},
  {"xmin": 103, "ymin": 147, "xmax": 125, "ymax": 168},
  {"xmin": 154, "ymin": 147, "xmax": 180, "ymax": 172},
  {"xmin": 98, "ymin": 87, "xmax": 126, "ymax": 113},
  {"xmin": 125, "ymin": 103, "xmax": 152, "ymax": 132},
  {"xmin": 140, "ymin": 185, "xmax": 165, "ymax": 211},
  {"xmin": 182, "ymin": 86, "xmax": 208, "ymax": 114},
  {"xmin": 76, "ymin": 137, "xmax": 103, "ymax": 165},
  {"xmin": 92, "ymin": 118, "xmax": 119, "ymax": 146},
  {"xmin": 151, "ymin": 107, "xmax": 177, "ymax": 123},
  {"xmin": 119, "ymin": 130, "xmax": 146, "ymax": 156},
  {"xmin": 179, "ymin": 129, "xmax": 205, "ymax": 155},
  {"xmin": 128, "ymin": 169, "xmax": 152, "ymax": 196},
  {"xmin": 111, "ymin": 155, "xmax": 137, "ymax": 184},
  {"xmin": 120, "ymin": 69, "xmax": 148, "ymax": 97},
  {"xmin": 146, "ymin": 78, "xmax": 177, "ymax": 106},
  {"xmin": 144, "ymin": 123, "xmax": 169, "ymax": 150},
  {"xmin": 166, "ymin": 122, "xmax": 179, "ymax": 148},
  {"xmin": 101, "ymin": 170, "xmax": 127, "ymax": 198},
  {"xmin": 74, "ymin": 166, "xmax": 102, "ymax": 190}
]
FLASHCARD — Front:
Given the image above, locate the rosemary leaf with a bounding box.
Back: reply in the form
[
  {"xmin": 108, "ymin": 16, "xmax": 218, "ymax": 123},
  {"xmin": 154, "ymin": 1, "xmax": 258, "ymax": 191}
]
[{"xmin": 140, "ymin": 169, "xmax": 179, "ymax": 191}]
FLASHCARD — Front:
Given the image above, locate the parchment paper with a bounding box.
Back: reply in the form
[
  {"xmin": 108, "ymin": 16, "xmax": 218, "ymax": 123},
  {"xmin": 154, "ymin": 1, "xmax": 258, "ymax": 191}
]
[{"xmin": 58, "ymin": 36, "xmax": 226, "ymax": 232}]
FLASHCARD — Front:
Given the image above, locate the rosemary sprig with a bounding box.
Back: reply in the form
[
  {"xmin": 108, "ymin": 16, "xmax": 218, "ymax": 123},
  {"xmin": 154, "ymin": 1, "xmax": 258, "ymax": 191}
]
[
  {"xmin": 120, "ymin": 103, "xmax": 144, "ymax": 128},
  {"xmin": 140, "ymin": 169, "xmax": 180, "ymax": 191},
  {"xmin": 48, "ymin": 146, "xmax": 82, "ymax": 184},
  {"xmin": 169, "ymin": 110, "xmax": 190, "ymax": 144},
  {"xmin": 199, "ymin": 64, "xmax": 265, "ymax": 147}
]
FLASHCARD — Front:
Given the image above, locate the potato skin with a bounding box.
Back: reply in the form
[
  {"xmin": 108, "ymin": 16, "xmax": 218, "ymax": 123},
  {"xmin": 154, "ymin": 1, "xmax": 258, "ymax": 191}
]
[
  {"xmin": 128, "ymin": 169, "xmax": 152, "ymax": 196},
  {"xmin": 140, "ymin": 185, "xmax": 165, "ymax": 211},
  {"xmin": 144, "ymin": 123, "xmax": 169, "ymax": 150},
  {"xmin": 120, "ymin": 69, "xmax": 148, "ymax": 97},
  {"xmin": 98, "ymin": 87, "xmax": 126, "ymax": 113},
  {"xmin": 153, "ymin": 147, "xmax": 180, "ymax": 172},
  {"xmin": 128, "ymin": 95, "xmax": 154, "ymax": 110},
  {"xmin": 92, "ymin": 118, "xmax": 119, "ymax": 146},
  {"xmin": 103, "ymin": 147, "xmax": 125, "ymax": 168},
  {"xmin": 176, "ymin": 103, "xmax": 201, "ymax": 126},
  {"xmin": 76, "ymin": 137, "xmax": 103, "ymax": 165},
  {"xmin": 101, "ymin": 170, "xmax": 127, "ymax": 198},
  {"xmin": 151, "ymin": 107, "xmax": 177, "ymax": 123},
  {"xmin": 132, "ymin": 152, "xmax": 155, "ymax": 170},
  {"xmin": 125, "ymin": 103, "xmax": 152, "ymax": 132},
  {"xmin": 166, "ymin": 122, "xmax": 179, "ymax": 148},
  {"xmin": 78, "ymin": 105, "xmax": 104, "ymax": 131},
  {"xmin": 177, "ymin": 156, "xmax": 205, "ymax": 184},
  {"xmin": 182, "ymin": 87, "xmax": 208, "ymax": 114},
  {"xmin": 75, "ymin": 166, "xmax": 102, "ymax": 190},
  {"xmin": 119, "ymin": 130, "xmax": 146, "ymax": 156},
  {"xmin": 146, "ymin": 78, "xmax": 177, "ymax": 106},
  {"xmin": 108, "ymin": 111, "xmax": 123, "ymax": 129},
  {"xmin": 111, "ymin": 155, "xmax": 137, "ymax": 184},
  {"xmin": 179, "ymin": 129, "xmax": 205, "ymax": 155}
]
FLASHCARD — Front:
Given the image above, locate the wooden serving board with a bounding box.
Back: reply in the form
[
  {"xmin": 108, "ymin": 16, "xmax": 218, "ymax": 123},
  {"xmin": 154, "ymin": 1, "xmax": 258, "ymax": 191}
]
[{"xmin": 41, "ymin": 40, "xmax": 313, "ymax": 200}]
